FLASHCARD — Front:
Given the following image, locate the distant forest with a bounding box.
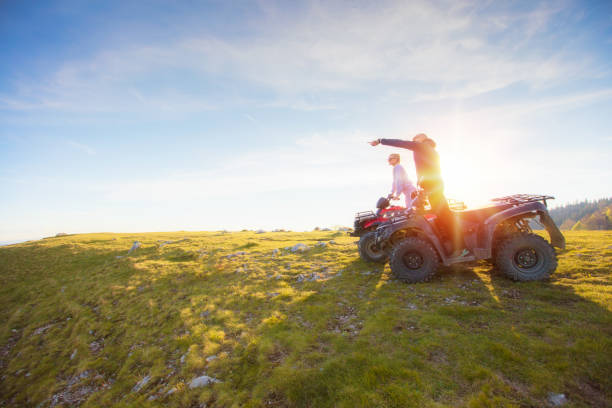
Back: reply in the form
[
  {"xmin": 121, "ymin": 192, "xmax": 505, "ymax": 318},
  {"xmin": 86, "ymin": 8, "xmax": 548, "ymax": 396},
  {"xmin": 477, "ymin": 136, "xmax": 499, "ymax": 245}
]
[{"xmin": 548, "ymin": 197, "xmax": 612, "ymax": 230}]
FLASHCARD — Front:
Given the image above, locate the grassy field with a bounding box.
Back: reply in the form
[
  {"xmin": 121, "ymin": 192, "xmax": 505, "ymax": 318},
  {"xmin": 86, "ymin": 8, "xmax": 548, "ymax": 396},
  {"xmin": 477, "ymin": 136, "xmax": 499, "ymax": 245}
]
[{"xmin": 0, "ymin": 230, "xmax": 611, "ymax": 407}]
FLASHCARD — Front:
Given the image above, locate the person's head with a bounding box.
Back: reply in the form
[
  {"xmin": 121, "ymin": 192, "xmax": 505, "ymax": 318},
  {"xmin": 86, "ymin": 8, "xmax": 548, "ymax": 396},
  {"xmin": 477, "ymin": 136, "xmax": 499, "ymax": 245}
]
[
  {"xmin": 388, "ymin": 153, "xmax": 400, "ymax": 166},
  {"xmin": 413, "ymin": 133, "xmax": 428, "ymax": 143},
  {"xmin": 413, "ymin": 133, "xmax": 436, "ymax": 148},
  {"xmin": 423, "ymin": 137, "xmax": 436, "ymax": 148}
]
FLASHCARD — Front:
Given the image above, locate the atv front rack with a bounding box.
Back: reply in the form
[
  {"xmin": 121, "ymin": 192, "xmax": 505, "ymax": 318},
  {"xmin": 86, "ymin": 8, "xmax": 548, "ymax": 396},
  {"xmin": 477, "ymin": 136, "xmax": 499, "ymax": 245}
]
[
  {"xmin": 355, "ymin": 210, "xmax": 376, "ymax": 221},
  {"xmin": 491, "ymin": 194, "xmax": 555, "ymax": 207}
]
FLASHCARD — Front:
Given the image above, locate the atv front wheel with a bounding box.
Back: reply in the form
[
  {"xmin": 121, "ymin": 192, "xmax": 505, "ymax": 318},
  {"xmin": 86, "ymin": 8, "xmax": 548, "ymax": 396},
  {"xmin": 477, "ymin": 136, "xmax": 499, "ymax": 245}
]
[
  {"xmin": 390, "ymin": 237, "xmax": 439, "ymax": 283},
  {"xmin": 358, "ymin": 231, "xmax": 388, "ymax": 263},
  {"xmin": 495, "ymin": 233, "xmax": 557, "ymax": 281}
]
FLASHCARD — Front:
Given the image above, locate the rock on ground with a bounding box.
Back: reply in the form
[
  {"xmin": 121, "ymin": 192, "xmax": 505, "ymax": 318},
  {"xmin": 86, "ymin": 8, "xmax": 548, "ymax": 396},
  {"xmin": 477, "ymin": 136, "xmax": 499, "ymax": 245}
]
[
  {"xmin": 226, "ymin": 251, "xmax": 247, "ymax": 259},
  {"xmin": 132, "ymin": 375, "xmax": 151, "ymax": 392},
  {"xmin": 189, "ymin": 375, "xmax": 221, "ymax": 388},
  {"xmin": 127, "ymin": 241, "xmax": 141, "ymax": 254},
  {"xmin": 548, "ymin": 393, "xmax": 567, "ymax": 406},
  {"xmin": 290, "ymin": 243, "xmax": 309, "ymax": 253}
]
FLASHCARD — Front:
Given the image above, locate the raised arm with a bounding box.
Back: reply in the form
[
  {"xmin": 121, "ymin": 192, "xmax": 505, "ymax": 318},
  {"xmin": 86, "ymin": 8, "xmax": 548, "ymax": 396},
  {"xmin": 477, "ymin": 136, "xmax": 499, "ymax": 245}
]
[{"xmin": 380, "ymin": 139, "xmax": 418, "ymax": 151}]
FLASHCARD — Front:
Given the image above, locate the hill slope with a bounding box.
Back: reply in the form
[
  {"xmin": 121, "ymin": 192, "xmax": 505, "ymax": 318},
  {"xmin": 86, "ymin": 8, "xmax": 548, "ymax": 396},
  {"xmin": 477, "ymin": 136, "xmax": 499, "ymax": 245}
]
[
  {"xmin": 1, "ymin": 231, "xmax": 611, "ymax": 407},
  {"xmin": 549, "ymin": 198, "xmax": 612, "ymax": 230}
]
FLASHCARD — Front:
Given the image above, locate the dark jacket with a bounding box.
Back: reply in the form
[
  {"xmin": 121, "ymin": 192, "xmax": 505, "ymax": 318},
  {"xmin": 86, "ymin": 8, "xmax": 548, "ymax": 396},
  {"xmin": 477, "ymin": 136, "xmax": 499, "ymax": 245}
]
[{"xmin": 380, "ymin": 139, "xmax": 442, "ymax": 189}]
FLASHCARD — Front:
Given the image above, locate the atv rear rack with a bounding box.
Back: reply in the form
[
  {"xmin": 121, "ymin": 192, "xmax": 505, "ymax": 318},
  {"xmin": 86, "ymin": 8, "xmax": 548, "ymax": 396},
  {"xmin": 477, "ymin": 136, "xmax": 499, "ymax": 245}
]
[{"xmin": 491, "ymin": 194, "xmax": 555, "ymax": 207}]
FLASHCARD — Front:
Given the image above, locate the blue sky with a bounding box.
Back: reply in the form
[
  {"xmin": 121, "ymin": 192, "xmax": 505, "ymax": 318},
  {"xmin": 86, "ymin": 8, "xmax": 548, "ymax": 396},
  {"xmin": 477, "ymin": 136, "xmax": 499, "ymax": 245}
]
[{"xmin": 1, "ymin": 0, "xmax": 611, "ymax": 242}]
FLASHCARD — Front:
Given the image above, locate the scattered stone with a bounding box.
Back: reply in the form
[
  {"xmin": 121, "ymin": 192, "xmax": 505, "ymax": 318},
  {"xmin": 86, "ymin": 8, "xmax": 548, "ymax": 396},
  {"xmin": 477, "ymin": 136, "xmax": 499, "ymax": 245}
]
[
  {"xmin": 321, "ymin": 228, "xmax": 331, "ymax": 231},
  {"xmin": 89, "ymin": 340, "xmax": 103, "ymax": 353},
  {"xmin": 329, "ymin": 240, "xmax": 337, "ymax": 244},
  {"xmin": 267, "ymin": 292, "xmax": 280, "ymax": 298},
  {"xmin": 132, "ymin": 375, "xmax": 151, "ymax": 392},
  {"xmin": 166, "ymin": 387, "xmax": 177, "ymax": 395},
  {"xmin": 33, "ymin": 323, "xmax": 55, "ymax": 336},
  {"xmin": 147, "ymin": 395, "xmax": 157, "ymax": 401},
  {"xmin": 548, "ymin": 393, "xmax": 567, "ymax": 406},
  {"xmin": 290, "ymin": 243, "xmax": 309, "ymax": 253},
  {"xmin": 406, "ymin": 303, "xmax": 418, "ymax": 310},
  {"xmin": 272, "ymin": 248, "xmax": 280, "ymax": 256},
  {"xmin": 49, "ymin": 370, "xmax": 110, "ymax": 407},
  {"xmin": 189, "ymin": 375, "xmax": 221, "ymax": 388},
  {"xmin": 25, "ymin": 372, "xmax": 31, "ymax": 377},
  {"xmin": 205, "ymin": 355, "xmax": 218, "ymax": 362},
  {"xmin": 115, "ymin": 256, "xmax": 124, "ymax": 259},
  {"xmin": 200, "ymin": 311, "xmax": 210, "ymax": 318},
  {"xmin": 296, "ymin": 272, "xmax": 327, "ymax": 282},
  {"xmin": 70, "ymin": 349, "xmax": 78, "ymax": 360},
  {"xmin": 127, "ymin": 241, "xmax": 141, "ymax": 254},
  {"xmin": 55, "ymin": 232, "xmax": 68, "ymax": 237},
  {"xmin": 336, "ymin": 227, "xmax": 351, "ymax": 231},
  {"xmin": 226, "ymin": 251, "xmax": 247, "ymax": 259},
  {"xmin": 256, "ymin": 229, "xmax": 266, "ymax": 234},
  {"xmin": 315, "ymin": 241, "xmax": 327, "ymax": 248},
  {"xmin": 180, "ymin": 354, "xmax": 187, "ymax": 364}
]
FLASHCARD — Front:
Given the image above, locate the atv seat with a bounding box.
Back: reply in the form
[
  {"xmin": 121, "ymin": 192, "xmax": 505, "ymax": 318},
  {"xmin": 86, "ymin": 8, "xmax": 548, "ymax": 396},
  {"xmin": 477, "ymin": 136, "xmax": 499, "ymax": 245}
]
[{"xmin": 451, "ymin": 203, "xmax": 513, "ymax": 223}]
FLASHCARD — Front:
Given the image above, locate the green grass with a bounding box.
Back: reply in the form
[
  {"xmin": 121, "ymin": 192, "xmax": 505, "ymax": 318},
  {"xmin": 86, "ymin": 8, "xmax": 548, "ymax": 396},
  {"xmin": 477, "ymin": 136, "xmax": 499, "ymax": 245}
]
[{"xmin": 1, "ymin": 230, "xmax": 611, "ymax": 407}]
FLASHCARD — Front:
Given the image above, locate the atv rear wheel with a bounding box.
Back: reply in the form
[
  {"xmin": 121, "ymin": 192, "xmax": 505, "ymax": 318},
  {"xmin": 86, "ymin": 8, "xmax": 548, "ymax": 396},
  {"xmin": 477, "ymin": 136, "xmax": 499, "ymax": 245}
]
[
  {"xmin": 495, "ymin": 233, "xmax": 557, "ymax": 281},
  {"xmin": 358, "ymin": 231, "xmax": 388, "ymax": 263},
  {"xmin": 390, "ymin": 237, "xmax": 439, "ymax": 283}
]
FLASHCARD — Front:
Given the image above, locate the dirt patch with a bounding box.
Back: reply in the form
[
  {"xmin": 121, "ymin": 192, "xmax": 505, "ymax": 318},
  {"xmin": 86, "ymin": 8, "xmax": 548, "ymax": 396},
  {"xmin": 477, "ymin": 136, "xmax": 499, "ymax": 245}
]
[
  {"xmin": 263, "ymin": 391, "xmax": 289, "ymax": 407},
  {"xmin": 427, "ymin": 348, "xmax": 448, "ymax": 365},
  {"xmin": 0, "ymin": 329, "xmax": 21, "ymax": 372},
  {"xmin": 327, "ymin": 305, "xmax": 362, "ymax": 337},
  {"xmin": 50, "ymin": 370, "xmax": 113, "ymax": 407},
  {"xmin": 267, "ymin": 345, "xmax": 288, "ymax": 365},
  {"xmin": 566, "ymin": 378, "xmax": 608, "ymax": 408}
]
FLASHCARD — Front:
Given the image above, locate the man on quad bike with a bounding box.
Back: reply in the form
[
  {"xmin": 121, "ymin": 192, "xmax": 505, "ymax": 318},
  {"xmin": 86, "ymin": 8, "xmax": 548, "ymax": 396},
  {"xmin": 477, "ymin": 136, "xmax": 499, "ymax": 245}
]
[
  {"xmin": 388, "ymin": 153, "xmax": 417, "ymax": 209},
  {"xmin": 370, "ymin": 133, "xmax": 463, "ymax": 256}
]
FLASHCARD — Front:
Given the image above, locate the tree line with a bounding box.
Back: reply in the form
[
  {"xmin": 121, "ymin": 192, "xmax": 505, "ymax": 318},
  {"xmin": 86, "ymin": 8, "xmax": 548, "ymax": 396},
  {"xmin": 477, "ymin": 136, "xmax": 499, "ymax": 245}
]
[{"xmin": 548, "ymin": 197, "xmax": 612, "ymax": 230}]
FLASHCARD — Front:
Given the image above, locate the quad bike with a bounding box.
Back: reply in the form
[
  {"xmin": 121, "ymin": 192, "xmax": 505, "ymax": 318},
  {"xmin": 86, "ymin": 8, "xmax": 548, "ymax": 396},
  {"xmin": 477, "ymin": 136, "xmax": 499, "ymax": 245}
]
[
  {"xmin": 350, "ymin": 195, "xmax": 406, "ymax": 263},
  {"xmin": 373, "ymin": 193, "xmax": 565, "ymax": 282}
]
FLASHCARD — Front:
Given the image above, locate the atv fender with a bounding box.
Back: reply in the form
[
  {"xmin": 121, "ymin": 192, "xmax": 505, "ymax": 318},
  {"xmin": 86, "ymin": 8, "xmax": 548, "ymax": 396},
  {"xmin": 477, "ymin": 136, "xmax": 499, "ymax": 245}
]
[
  {"xmin": 538, "ymin": 210, "xmax": 566, "ymax": 249},
  {"xmin": 376, "ymin": 216, "xmax": 448, "ymax": 264},
  {"xmin": 483, "ymin": 202, "xmax": 565, "ymax": 257}
]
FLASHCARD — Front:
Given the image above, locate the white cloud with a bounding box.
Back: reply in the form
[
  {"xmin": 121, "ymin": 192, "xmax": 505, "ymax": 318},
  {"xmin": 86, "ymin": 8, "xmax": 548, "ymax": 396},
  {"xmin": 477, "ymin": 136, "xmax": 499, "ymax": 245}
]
[
  {"xmin": 0, "ymin": 0, "xmax": 596, "ymax": 113},
  {"xmin": 66, "ymin": 140, "xmax": 96, "ymax": 155}
]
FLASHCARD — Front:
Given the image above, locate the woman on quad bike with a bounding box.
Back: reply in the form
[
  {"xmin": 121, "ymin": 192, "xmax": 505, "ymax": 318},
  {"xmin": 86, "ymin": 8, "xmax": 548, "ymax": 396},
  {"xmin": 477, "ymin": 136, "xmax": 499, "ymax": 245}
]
[
  {"xmin": 387, "ymin": 153, "xmax": 417, "ymax": 209},
  {"xmin": 370, "ymin": 133, "xmax": 463, "ymax": 256}
]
